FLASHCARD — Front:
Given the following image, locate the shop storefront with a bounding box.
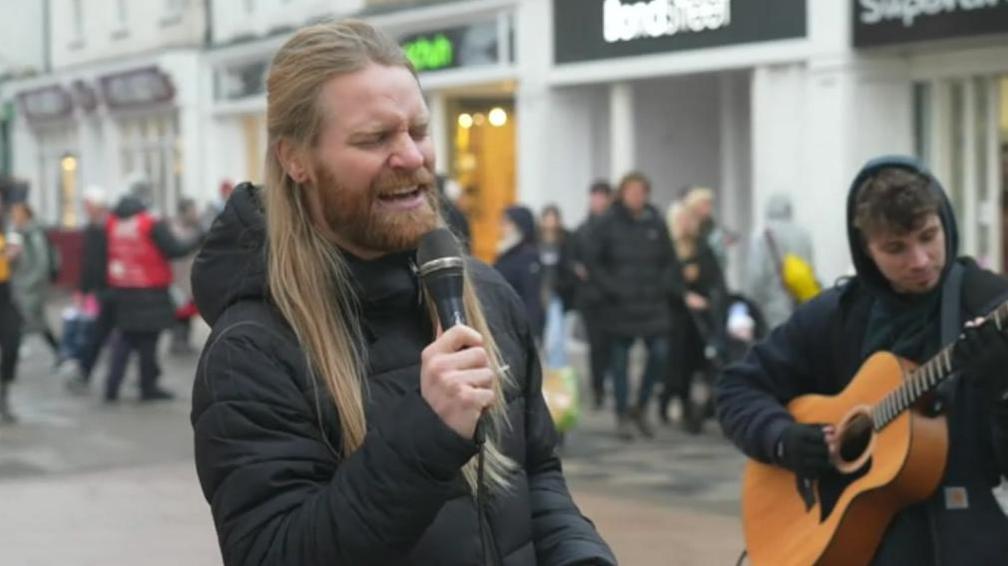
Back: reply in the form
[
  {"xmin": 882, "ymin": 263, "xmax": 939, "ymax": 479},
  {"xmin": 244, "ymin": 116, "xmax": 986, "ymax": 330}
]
[
  {"xmin": 7, "ymin": 55, "xmax": 201, "ymax": 227},
  {"xmin": 852, "ymin": 0, "xmax": 1008, "ymax": 272},
  {"xmin": 101, "ymin": 67, "xmax": 183, "ymax": 218},
  {"xmin": 543, "ymin": 0, "xmax": 809, "ymax": 285},
  {"xmin": 15, "ymin": 84, "xmax": 79, "ymax": 226},
  {"xmin": 397, "ymin": 15, "xmax": 518, "ymax": 262}
]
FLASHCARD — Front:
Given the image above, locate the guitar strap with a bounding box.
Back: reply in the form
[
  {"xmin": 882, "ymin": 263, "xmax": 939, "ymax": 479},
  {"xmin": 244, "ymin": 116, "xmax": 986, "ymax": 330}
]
[
  {"xmin": 763, "ymin": 229, "xmax": 794, "ymax": 305},
  {"xmin": 936, "ymin": 261, "xmax": 965, "ymax": 411}
]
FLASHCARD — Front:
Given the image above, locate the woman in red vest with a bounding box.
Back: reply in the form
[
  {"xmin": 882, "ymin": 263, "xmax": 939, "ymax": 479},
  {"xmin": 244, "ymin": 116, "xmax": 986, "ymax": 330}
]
[{"xmin": 102, "ymin": 181, "xmax": 202, "ymax": 401}]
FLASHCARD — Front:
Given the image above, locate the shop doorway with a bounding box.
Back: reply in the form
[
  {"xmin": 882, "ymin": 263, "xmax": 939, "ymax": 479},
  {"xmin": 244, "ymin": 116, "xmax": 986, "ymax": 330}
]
[
  {"xmin": 34, "ymin": 125, "xmax": 79, "ymax": 226},
  {"xmin": 448, "ymin": 98, "xmax": 516, "ymax": 262},
  {"xmin": 241, "ymin": 114, "xmax": 265, "ymax": 185},
  {"xmin": 914, "ymin": 75, "xmax": 1005, "ymax": 272}
]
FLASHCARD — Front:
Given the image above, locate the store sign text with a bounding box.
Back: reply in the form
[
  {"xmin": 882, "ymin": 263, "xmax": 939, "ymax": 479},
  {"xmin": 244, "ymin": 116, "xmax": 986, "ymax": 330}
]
[
  {"xmin": 859, "ymin": 0, "xmax": 1001, "ymax": 27},
  {"xmin": 403, "ymin": 34, "xmax": 455, "ymax": 72},
  {"xmin": 603, "ymin": 0, "xmax": 732, "ymax": 43}
]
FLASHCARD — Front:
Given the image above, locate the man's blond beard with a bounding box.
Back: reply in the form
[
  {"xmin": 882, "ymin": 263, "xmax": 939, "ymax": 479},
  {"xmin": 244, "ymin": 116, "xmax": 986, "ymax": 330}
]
[{"xmin": 315, "ymin": 163, "xmax": 440, "ymax": 254}]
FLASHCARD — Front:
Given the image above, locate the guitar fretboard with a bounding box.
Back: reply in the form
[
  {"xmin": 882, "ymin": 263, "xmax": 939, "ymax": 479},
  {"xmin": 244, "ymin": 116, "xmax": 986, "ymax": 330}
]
[{"xmin": 871, "ymin": 300, "xmax": 1008, "ymax": 430}]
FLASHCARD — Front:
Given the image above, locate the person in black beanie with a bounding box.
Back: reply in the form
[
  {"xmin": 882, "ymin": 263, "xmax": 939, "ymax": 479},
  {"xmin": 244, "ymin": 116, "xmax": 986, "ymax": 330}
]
[
  {"xmin": 570, "ymin": 182, "xmax": 613, "ymax": 409},
  {"xmin": 494, "ymin": 204, "xmax": 545, "ymax": 339}
]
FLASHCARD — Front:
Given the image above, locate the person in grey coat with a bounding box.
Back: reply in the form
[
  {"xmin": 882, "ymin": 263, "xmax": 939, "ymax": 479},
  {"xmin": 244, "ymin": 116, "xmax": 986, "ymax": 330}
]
[
  {"xmin": 9, "ymin": 202, "xmax": 59, "ymax": 362},
  {"xmin": 743, "ymin": 193, "xmax": 816, "ymax": 330}
]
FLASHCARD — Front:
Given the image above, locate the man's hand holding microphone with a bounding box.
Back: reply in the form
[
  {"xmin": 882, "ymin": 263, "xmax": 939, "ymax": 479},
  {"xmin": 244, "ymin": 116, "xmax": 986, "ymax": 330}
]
[
  {"xmin": 420, "ymin": 325, "xmax": 495, "ymax": 440},
  {"xmin": 416, "ymin": 227, "xmax": 494, "ymax": 442}
]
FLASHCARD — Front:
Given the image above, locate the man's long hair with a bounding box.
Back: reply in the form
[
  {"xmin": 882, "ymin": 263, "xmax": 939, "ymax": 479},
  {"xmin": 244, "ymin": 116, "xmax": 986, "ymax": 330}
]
[{"xmin": 263, "ymin": 20, "xmax": 514, "ymax": 493}]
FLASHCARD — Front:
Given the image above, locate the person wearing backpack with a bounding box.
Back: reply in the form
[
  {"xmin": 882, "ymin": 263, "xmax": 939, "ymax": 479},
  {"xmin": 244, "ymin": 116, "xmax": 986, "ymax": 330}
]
[
  {"xmin": 743, "ymin": 193, "xmax": 818, "ymax": 330},
  {"xmin": 9, "ymin": 202, "xmax": 60, "ymax": 364}
]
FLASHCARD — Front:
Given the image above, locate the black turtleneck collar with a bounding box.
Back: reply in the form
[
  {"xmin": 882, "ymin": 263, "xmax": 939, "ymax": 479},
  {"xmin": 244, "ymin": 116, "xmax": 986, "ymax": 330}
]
[{"xmin": 344, "ymin": 249, "xmax": 423, "ymax": 314}]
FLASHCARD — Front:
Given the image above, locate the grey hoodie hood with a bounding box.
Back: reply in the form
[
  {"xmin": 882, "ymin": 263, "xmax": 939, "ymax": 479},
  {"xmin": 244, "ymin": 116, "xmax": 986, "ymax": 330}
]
[{"xmin": 765, "ymin": 193, "xmax": 793, "ymax": 222}]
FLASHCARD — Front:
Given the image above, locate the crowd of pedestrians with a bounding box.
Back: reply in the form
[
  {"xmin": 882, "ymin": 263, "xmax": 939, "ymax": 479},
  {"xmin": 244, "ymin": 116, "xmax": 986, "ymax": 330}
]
[
  {"xmin": 0, "ymin": 176, "xmax": 209, "ymax": 422},
  {"xmin": 477, "ymin": 172, "xmax": 818, "ymax": 442},
  {"xmin": 1, "ymin": 164, "xmax": 819, "ymax": 443}
]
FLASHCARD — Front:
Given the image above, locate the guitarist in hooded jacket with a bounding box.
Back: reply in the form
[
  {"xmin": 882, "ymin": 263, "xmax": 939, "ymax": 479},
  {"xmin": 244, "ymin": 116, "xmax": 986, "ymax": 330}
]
[{"xmin": 717, "ymin": 155, "xmax": 1008, "ymax": 565}]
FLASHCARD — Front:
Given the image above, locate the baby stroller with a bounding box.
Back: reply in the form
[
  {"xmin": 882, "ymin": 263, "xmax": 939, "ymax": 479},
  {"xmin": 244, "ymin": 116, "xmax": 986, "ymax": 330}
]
[{"xmin": 676, "ymin": 292, "xmax": 767, "ymax": 434}]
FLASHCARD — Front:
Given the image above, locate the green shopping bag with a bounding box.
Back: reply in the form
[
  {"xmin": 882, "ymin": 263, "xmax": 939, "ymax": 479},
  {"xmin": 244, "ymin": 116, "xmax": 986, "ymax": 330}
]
[{"xmin": 542, "ymin": 366, "xmax": 580, "ymax": 433}]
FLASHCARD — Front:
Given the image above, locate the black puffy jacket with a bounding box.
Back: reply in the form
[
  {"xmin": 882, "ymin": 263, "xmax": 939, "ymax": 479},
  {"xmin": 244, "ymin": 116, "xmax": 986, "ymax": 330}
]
[
  {"xmin": 494, "ymin": 242, "xmax": 545, "ymax": 339},
  {"xmin": 584, "ymin": 202, "xmax": 682, "ymax": 337},
  {"xmin": 78, "ymin": 222, "xmax": 108, "ymax": 294},
  {"xmin": 190, "ymin": 184, "xmax": 615, "ymax": 566}
]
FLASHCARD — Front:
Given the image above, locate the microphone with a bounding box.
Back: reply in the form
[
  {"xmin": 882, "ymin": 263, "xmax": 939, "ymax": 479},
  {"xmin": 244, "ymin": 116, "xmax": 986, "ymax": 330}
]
[
  {"xmin": 417, "ymin": 228, "xmax": 467, "ymax": 328},
  {"xmin": 417, "ymin": 228, "xmax": 484, "ymax": 444}
]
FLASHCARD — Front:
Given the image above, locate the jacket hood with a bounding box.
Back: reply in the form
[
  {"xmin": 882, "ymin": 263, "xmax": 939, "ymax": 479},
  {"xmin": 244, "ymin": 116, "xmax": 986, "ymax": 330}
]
[
  {"xmin": 113, "ymin": 195, "xmax": 147, "ymax": 219},
  {"xmin": 846, "ymin": 155, "xmax": 959, "ymax": 299},
  {"xmin": 191, "ymin": 183, "xmax": 268, "ymax": 325},
  {"xmin": 504, "ymin": 205, "xmax": 536, "ymax": 245}
]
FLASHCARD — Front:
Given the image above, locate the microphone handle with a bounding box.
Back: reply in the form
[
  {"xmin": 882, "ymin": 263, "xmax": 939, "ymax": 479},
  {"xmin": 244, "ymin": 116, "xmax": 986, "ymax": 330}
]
[
  {"xmin": 436, "ymin": 297, "xmax": 467, "ymax": 330},
  {"xmin": 438, "ymin": 301, "xmax": 486, "ymax": 445}
]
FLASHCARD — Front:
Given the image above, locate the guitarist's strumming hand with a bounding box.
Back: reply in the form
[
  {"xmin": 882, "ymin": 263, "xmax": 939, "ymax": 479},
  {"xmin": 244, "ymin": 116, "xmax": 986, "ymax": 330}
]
[
  {"xmin": 775, "ymin": 423, "xmax": 838, "ymax": 478},
  {"xmin": 953, "ymin": 318, "xmax": 1008, "ymax": 405}
]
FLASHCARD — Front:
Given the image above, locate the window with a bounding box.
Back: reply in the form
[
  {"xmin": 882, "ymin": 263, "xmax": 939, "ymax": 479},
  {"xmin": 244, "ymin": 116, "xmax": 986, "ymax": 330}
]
[
  {"xmin": 117, "ymin": 0, "xmax": 128, "ymax": 27},
  {"xmin": 161, "ymin": 0, "xmax": 187, "ymax": 27},
  {"xmin": 68, "ymin": 0, "xmax": 85, "ymax": 49},
  {"xmin": 117, "ymin": 113, "xmax": 182, "ymax": 215},
  {"xmin": 111, "ymin": 0, "xmax": 129, "ymax": 39}
]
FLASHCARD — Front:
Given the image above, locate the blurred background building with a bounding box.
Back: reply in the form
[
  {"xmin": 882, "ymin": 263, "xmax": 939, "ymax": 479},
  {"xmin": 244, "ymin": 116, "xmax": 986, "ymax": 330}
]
[
  {"xmin": 0, "ymin": 0, "xmax": 46, "ymax": 179},
  {"xmin": 0, "ymin": 0, "xmax": 1006, "ymax": 285}
]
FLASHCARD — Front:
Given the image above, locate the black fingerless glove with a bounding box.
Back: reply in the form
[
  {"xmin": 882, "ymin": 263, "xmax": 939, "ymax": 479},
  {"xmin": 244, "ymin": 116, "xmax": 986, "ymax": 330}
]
[
  {"xmin": 953, "ymin": 320, "xmax": 1008, "ymax": 405},
  {"xmin": 775, "ymin": 423, "xmax": 831, "ymax": 478}
]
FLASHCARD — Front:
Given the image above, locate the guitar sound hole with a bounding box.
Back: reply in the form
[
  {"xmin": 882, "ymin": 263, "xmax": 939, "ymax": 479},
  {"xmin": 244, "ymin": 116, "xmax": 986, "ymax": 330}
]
[{"xmin": 838, "ymin": 412, "xmax": 873, "ymax": 463}]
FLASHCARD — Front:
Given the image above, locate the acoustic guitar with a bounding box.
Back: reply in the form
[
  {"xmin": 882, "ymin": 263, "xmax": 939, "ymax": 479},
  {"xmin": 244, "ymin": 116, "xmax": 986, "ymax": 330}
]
[{"xmin": 740, "ymin": 304, "xmax": 1007, "ymax": 566}]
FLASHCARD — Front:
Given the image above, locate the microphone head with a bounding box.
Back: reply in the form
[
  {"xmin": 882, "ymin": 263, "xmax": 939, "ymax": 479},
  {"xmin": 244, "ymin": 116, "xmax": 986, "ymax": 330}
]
[{"xmin": 417, "ymin": 228, "xmax": 464, "ymax": 277}]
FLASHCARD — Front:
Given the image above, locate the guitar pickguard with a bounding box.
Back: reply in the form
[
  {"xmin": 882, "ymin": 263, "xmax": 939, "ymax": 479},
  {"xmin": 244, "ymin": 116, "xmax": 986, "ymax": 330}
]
[{"xmin": 808, "ymin": 459, "xmax": 872, "ymax": 523}]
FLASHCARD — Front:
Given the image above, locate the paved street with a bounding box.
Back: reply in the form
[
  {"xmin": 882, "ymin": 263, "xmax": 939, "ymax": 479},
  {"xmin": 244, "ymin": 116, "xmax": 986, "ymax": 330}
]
[{"xmin": 0, "ymin": 311, "xmax": 747, "ymax": 565}]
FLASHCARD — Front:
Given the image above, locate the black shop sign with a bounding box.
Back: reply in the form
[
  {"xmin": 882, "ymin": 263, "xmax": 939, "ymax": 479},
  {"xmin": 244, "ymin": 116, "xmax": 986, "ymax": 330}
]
[
  {"xmin": 853, "ymin": 0, "xmax": 1008, "ymax": 47},
  {"xmin": 553, "ymin": 0, "xmax": 807, "ymax": 64}
]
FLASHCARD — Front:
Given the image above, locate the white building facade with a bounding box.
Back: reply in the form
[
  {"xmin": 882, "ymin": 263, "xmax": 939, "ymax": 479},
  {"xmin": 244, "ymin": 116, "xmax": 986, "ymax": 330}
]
[
  {"xmin": 5, "ymin": 0, "xmax": 207, "ymax": 226},
  {"xmin": 532, "ymin": 0, "xmax": 1008, "ymax": 287},
  {"xmin": 536, "ymin": 0, "xmax": 810, "ymax": 287},
  {"xmin": 0, "ymin": 0, "xmax": 47, "ymax": 178},
  {"xmin": 5, "ymin": 0, "xmax": 1006, "ymax": 285}
]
